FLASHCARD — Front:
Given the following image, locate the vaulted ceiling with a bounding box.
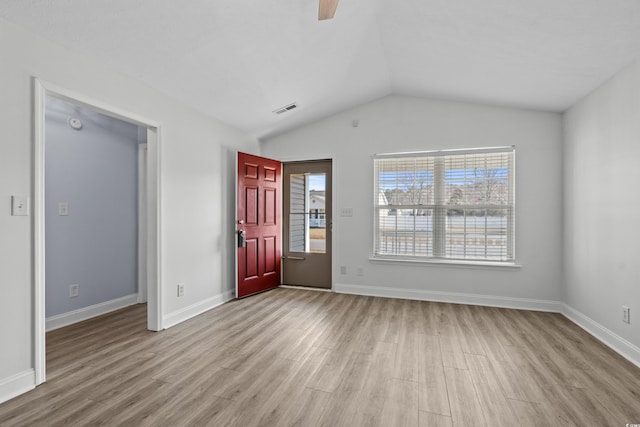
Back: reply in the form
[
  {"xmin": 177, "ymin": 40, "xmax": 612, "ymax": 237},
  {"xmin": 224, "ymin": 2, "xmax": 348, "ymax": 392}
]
[{"xmin": 2, "ymin": 0, "xmax": 640, "ymax": 139}]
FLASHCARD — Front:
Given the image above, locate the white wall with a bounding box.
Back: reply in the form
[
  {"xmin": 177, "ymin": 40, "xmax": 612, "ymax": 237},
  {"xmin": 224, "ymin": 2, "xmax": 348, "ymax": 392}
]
[
  {"xmin": 262, "ymin": 95, "xmax": 564, "ymax": 307},
  {"xmin": 45, "ymin": 97, "xmax": 139, "ymax": 318},
  {"xmin": 0, "ymin": 18, "xmax": 259, "ymax": 402},
  {"xmin": 564, "ymin": 60, "xmax": 640, "ymax": 359}
]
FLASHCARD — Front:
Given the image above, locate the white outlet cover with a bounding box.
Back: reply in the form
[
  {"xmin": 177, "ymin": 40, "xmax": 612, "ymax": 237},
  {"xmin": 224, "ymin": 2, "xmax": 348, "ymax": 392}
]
[
  {"xmin": 69, "ymin": 284, "xmax": 79, "ymax": 297},
  {"xmin": 58, "ymin": 202, "xmax": 69, "ymax": 216}
]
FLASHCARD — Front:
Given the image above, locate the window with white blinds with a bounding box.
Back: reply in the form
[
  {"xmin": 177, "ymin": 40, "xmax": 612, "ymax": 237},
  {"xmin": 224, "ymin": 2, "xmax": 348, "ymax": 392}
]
[{"xmin": 373, "ymin": 147, "xmax": 515, "ymax": 263}]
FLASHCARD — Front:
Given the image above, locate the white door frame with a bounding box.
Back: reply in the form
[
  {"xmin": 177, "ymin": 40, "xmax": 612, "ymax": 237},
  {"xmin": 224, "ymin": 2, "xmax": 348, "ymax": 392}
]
[
  {"xmin": 33, "ymin": 79, "xmax": 163, "ymax": 385},
  {"xmin": 138, "ymin": 143, "xmax": 148, "ymax": 304}
]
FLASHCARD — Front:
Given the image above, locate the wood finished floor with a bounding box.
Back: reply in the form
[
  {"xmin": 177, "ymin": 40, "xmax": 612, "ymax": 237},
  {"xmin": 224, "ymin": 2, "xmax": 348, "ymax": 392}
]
[{"xmin": 1, "ymin": 288, "xmax": 639, "ymax": 426}]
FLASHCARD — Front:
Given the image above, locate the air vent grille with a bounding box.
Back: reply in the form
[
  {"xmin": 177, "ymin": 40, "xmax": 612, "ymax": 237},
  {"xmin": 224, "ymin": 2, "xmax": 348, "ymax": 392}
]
[{"xmin": 273, "ymin": 103, "xmax": 297, "ymax": 115}]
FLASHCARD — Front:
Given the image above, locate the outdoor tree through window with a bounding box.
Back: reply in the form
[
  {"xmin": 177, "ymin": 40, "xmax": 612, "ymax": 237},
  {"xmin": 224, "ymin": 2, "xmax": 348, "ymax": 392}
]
[{"xmin": 374, "ymin": 147, "xmax": 515, "ymax": 262}]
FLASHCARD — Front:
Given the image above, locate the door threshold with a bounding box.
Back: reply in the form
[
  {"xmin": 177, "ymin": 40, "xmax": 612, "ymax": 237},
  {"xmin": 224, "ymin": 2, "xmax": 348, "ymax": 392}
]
[{"xmin": 279, "ymin": 285, "xmax": 333, "ymax": 293}]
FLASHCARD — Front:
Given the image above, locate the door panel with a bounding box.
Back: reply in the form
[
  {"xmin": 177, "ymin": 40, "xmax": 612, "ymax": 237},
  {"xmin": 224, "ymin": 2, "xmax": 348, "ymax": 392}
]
[
  {"xmin": 237, "ymin": 152, "xmax": 281, "ymax": 298},
  {"xmin": 264, "ymin": 236, "xmax": 277, "ymax": 273},
  {"xmin": 282, "ymin": 160, "xmax": 332, "ymax": 289},
  {"xmin": 264, "ymin": 166, "xmax": 277, "ymax": 182},
  {"xmin": 245, "ymin": 239, "xmax": 259, "ymax": 278},
  {"xmin": 264, "ymin": 188, "xmax": 276, "ymax": 225},
  {"xmin": 245, "ymin": 187, "xmax": 258, "ymax": 225}
]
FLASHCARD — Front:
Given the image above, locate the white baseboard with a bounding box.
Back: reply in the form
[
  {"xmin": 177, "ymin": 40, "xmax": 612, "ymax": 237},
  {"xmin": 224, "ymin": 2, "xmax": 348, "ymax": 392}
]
[
  {"xmin": 0, "ymin": 369, "xmax": 35, "ymax": 404},
  {"xmin": 280, "ymin": 285, "xmax": 332, "ymax": 293},
  {"xmin": 163, "ymin": 289, "xmax": 235, "ymax": 329},
  {"xmin": 334, "ymin": 283, "xmax": 563, "ymax": 312},
  {"xmin": 46, "ymin": 294, "xmax": 139, "ymax": 332},
  {"xmin": 562, "ymin": 304, "xmax": 640, "ymax": 368}
]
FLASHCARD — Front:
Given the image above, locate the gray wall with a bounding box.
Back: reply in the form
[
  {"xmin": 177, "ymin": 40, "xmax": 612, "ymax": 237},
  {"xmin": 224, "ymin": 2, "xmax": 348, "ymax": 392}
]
[
  {"xmin": 263, "ymin": 95, "xmax": 564, "ymax": 305},
  {"xmin": 564, "ymin": 59, "xmax": 640, "ymax": 357},
  {"xmin": 45, "ymin": 96, "xmax": 139, "ymax": 317}
]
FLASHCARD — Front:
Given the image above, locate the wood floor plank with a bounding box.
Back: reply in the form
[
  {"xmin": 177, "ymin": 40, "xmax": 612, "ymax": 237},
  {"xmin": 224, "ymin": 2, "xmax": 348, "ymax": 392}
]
[
  {"xmin": 314, "ymin": 350, "xmax": 381, "ymax": 426},
  {"xmin": 83, "ymin": 378, "xmax": 174, "ymax": 426},
  {"xmin": 144, "ymin": 367, "xmax": 238, "ymax": 426},
  {"xmin": 312, "ymin": 294, "xmax": 364, "ymax": 350},
  {"xmin": 379, "ymin": 296, "xmax": 403, "ymax": 344},
  {"xmin": 307, "ymin": 341, "xmax": 356, "ymax": 393},
  {"xmin": 378, "ymin": 378, "xmax": 420, "ymax": 427},
  {"xmin": 478, "ymin": 347, "xmax": 547, "ymax": 404},
  {"xmin": 401, "ymin": 298, "xmax": 425, "ymax": 335},
  {"xmin": 523, "ymin": 312, "xmax": 591, "ymax": 371},
  {"xmin": 537, "ymin": 311, "xmax": 640, "ymax": 400},
  {"xmin": 418, "ymin": 334, "xmax": 450, "ymax": 416},
  {"xmin": 500, "ymin": 309, "xmax": 585, "ymax": 389},
  {"xmin": 452, "ymin": 305, "xmax": 487, "ymax": 356},
  {"xmin": 1, "ymin": 287, "xmax": 639, "ymax": 427},
  {"xmin": 349, "ymin": 340, "xmax": 397, "ymax": 425},
  {"xmin": 542, "ymin": 383, "xmax": 622, "ymax": 427},
  {"xmin": 418, "ymin": 367, "xmax": 450, "ymax": 418},
  {"xmin": 393, "ymin": 331, "xmax": 422, "ymax": 382},
  {"xmin": 465, "ymin": 353, "xmax": 522, "ymax": 427},
  {"xmin": 444, "ymin": 366, "xmax": 487, "ymax": 427},
  {"xmin": 252, "ymin": 346, "xmax": 331, "ymax": 426},
  {"xmin": 467, "ymin": 305, "xmax": 515, "ymax": 362},
  {"xmin": 573, "ymin": 358, "xmax": 640, "ymax": 421},
  {"xmin": 507, "ymin": 398, "xmax": 576, "ymax": 427},
  {"xmin": 419, "ymin": 411, "xmax": 453, "ymax": 427},
  {"xmin": 439, "ymin": 324, "xmax": 468, "ymax": 370},
  {"xmin": 348, "ymin": 309, "xmax": 385, "ymax": 354},
  {"xmin": 215, "ymin": 352, "xmax": 291, "ymax": 402},
  {"xmin": 275, "ymin": 388, "xmax": 333, "ymax": 427},
  {"xmin": 482, "ymin": 307, "xmax": 524, "ymax": 347},
  {"xmin": 155, "ymin": 394, "xmax": 233, "ymax": 427}
]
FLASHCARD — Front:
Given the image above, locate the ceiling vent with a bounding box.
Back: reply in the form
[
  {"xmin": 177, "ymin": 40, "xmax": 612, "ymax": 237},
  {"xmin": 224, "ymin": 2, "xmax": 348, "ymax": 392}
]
[{"xmin": 273, "ymin": 102, "xmax": 298, "ymax": 115}]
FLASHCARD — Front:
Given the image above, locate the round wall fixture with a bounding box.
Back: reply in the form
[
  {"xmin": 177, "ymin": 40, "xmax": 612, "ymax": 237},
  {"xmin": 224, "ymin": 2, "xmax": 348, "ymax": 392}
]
[{"xmin": 68, "ymin": 117, "xmax": 83, "ymax": 130}]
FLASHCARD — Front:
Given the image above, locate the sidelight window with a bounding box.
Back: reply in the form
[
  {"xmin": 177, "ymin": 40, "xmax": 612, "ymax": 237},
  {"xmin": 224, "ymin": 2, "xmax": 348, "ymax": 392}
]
[{"xmin": 289, "ymin": 173, "xmax": 326, "ymax": 253}]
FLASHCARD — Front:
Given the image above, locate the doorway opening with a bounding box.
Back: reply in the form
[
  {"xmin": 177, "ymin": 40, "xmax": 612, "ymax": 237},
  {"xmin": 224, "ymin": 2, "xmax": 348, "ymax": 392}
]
[
  {"xmin": 235, "ymin": 154, "xmax": 333, "ymax": 298},
  {"xmin": 33, "ymin": 79, "xmax": 162, "ymax": 385},
  {"xmin": 44, "ymin": 95, "xmax": 145, "ymax": 328}
]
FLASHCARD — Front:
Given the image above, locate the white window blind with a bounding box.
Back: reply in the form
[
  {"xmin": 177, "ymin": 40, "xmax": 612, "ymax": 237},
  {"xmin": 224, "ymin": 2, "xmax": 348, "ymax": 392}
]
[{"xmin": 374, "ymin": 147, "xmax": 515, "ymax": 262}]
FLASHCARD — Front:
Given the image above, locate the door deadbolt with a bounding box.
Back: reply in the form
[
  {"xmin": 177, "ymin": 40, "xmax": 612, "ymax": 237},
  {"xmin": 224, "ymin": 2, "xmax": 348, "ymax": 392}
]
[{"xmin": 237, "ymin": 229, "xmax": 246, "ymax": 248}]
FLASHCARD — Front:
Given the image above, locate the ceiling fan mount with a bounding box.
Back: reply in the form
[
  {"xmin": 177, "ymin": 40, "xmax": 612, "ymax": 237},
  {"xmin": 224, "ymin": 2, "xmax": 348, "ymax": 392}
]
[{"xmin": 318, "ymin": 0, "xmax": 339, "ymax": 20}]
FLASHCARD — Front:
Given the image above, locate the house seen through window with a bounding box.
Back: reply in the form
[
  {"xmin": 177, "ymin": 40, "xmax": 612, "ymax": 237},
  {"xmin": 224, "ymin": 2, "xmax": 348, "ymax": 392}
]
[
  {"xmin": 289, "ymin": 173, "xmax": 326, "ymax": 253},
  {"xmin": 373, "ymin": 147, "xmax": 515, "ymax": 263}
]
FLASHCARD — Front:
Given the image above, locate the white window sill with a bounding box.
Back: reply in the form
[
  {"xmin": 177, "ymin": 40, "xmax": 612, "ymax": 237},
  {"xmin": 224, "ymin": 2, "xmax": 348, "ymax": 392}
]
[{"xmin": 369, "ymin": 256, "xmax": 522, "ymax": 270}]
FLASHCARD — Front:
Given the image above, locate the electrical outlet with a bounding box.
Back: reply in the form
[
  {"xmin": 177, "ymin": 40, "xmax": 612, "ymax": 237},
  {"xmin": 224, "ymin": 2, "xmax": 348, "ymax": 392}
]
[
  {"xmin": 69, "ymin": 284, "xmax": 79, "ymax": 298},
  {"xmin": 356, "ymin": 266, "xmax": 364, "ymax": 277},
  {"xmin": 340, "ymin": 266, "xmax": 347, "ymax": 275},
  {"xmin": 177, "ymin": 283, "xmax": 185, "ymax": 297},
  {"xmin": 58, "ymin": 202, "xmax": 69, "ymax": 216},
  {"xmin": 623, "ymin": 306, "xmax": 630, "ymax": 324}
]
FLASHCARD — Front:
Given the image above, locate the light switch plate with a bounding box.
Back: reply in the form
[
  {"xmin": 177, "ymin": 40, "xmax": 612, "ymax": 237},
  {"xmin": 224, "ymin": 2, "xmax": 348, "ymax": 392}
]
[
  {"xmin": 11, "ymin": 196, "xmax": 29, "ymax": 216},
  {"xmin": 340, "ymin": 207, "xmax": 353, "ymax": 217},
  {"xmin": 58, "ymin": 202, "xmax": 69, "ymax": 216}
]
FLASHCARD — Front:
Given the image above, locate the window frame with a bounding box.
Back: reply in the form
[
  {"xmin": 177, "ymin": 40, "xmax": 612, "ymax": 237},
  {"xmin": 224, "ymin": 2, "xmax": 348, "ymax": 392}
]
[{"xmin": 372, "ymin": 146, "xmax": 516, "ymax": 265}]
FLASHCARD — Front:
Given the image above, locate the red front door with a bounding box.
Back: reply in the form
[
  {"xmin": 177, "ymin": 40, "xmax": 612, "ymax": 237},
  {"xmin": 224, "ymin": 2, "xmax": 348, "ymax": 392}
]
[{"xmin": 236, "ymin": 152, "xmax": 281, "ymax": 298}]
